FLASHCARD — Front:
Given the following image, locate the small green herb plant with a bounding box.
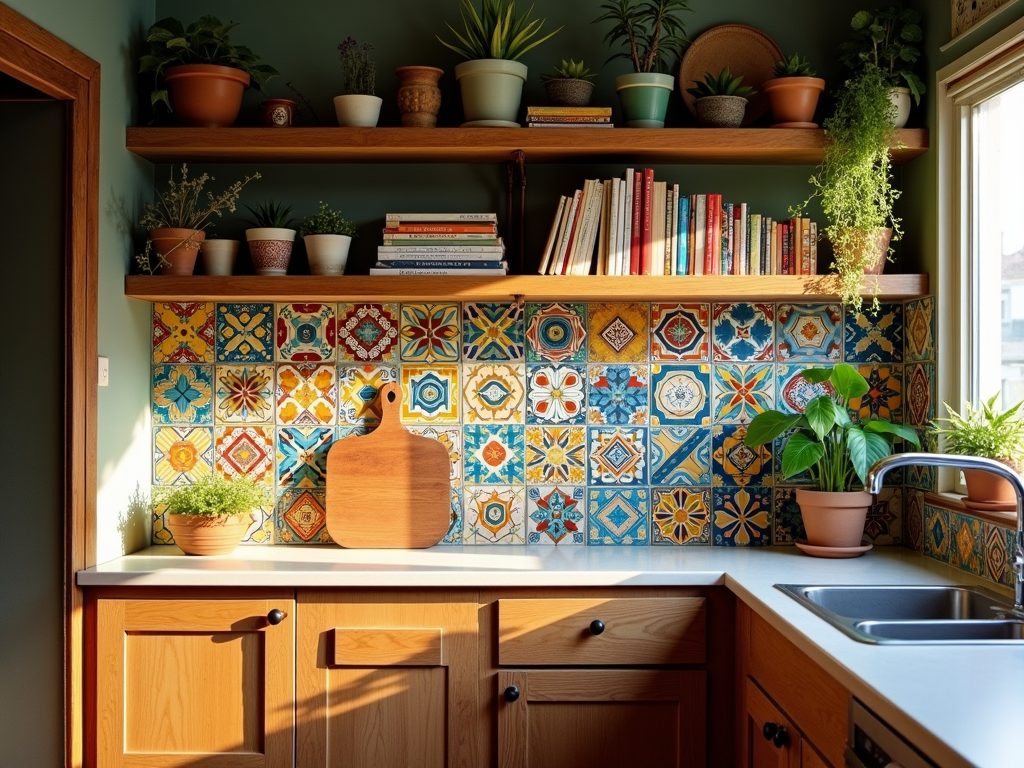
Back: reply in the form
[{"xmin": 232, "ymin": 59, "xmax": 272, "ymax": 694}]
[
  {"xmin": 744, "ymin": 363, "xmax": 920, "ymax": 491},
  {"xmin": 298, "ymin": 201, "xmax": 357, "ymax": 237},
  {"xmin": 154, "ymin": 475, "xmax": 268, "ymax": 517},
  {"xmin": 838, "ymin": 1, "xmax": 925, "ymax": 105},
  {"xmin": 140, "ymin": 163, "xmax": 261, "ymax": 231},
  {"xmin": 438, "ymin": 0, "xmax": 561, "ymax": 61},
  {"xmin": 244, "ymin": 200, "xmax": 296, "ymax": 229},
  {"xmin": 593, "ymin": 0, "xmax": 691, "ymax": 74},
  {"xmin": 774, "ymin": 53, "xmax": 816, "ymax": 78},
  {"xmin": 338, "ymin": 37, "xmax": 376, "ymax": 96},
  {"xmin": 934, "ymin": 394, "xmax": 1024, "ymax": 471},
  {"xmin": 686, "ymin": 67, "xmax": 755, "ymax": 99},
  {"xmin": 541, "ymin": 59, "xmax": 598, "ymax": 82}
]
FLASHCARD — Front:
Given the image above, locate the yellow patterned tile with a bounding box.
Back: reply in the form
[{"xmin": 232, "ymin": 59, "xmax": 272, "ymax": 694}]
[{"xmin": 587, "ymin": 302, "xmax": 648, "ymax": 362}]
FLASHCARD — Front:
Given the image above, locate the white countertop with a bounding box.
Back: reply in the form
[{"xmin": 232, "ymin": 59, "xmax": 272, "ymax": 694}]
[{"xmin": 80, "ymin": 545, "xmax": 1021, "ymax": 768}]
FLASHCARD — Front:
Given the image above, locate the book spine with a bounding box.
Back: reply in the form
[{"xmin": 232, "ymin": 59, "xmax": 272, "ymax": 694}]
[
  {"xmin": 809, "ymin": 221, "xmax": 818, "ymax": 275},
  {"xmin": 382, "ymin": 233, "xmax": 500, "ymax": 242},
  {"xmin": 581, "ymin": 180, "xmax": 605, "ymax": 276},
  {"xmin": 385, "ymin": 213, "xmax": 496, "ymax": 223},
  {"xmin": 677, "ymin": 192, "xmax": 688, "ymax": 276},
  {"xmin": 781, "ymin": 223, "xmax": 791, "ymax": 275},
  {"xmin": 771, "ymin": 221, "xmax": 779, "ymax": 276},
  {"xmin": 750, "ymin": 214, "xmax": 762, "ymax": 276},
  {"xmin": 526, "ymin": 106, "xmax": 613, "ymax": 116},
  {"xmin": 370, "ymin": 267, "xmax": 505, "ymax": 276},
  {"xmin": 554, "ymin": 190, "xmax": 583, "ymax": 275},
  {"xmin": 548, "ymin": 196, "xmax": 573, "ymax": 274},
  {"xmin": 694, "ymin": 195, "xmax": 706, "ymax": 276},
  {"xmin": 385, "ymin": 224, "xmax": 496, "ymax": 234},
  {"xmin": 597, "ymin": 180, "xmax": 610, "ymax": 275},
  {"xmin": 378, "ymin": 246, "xmax": 504, "ymax": 255},
  {"xmin": 608, "ymin": 179, "xmax": 621, "ymax": 276},
  {"xmin": 703, "ymin": 194, "xmax": 716, "ymax": 276},
  {"xmin": 801, "ymin": 218, "xmax": 811, "ymax": 275},
  {"xmin": 640, "ymin": 169, "xmax": 654, "ymax": 275},
  {"xmin": 537, "ymin": 195, "xmax": 567, "ymax": 275},
  {"xmin": 526, "ymin": 115, "xmax": 612, "ymax": 123},
  {"xmin": 651, "ymin": 180, "xmax": 666, "ymax": 276},
  {"xmin": 669, "ymin": 184, "xmax": 679, "ymax": 276},
  {"xmin": 687, "ymin": 195, "xmax": 697, "ymax": 275},
  {"xmin": 622, "ymin": 170, "xmax": 634, "ymax": 276},
  {"xmin": 565, "ymin": 181, "xmax": 591, "ymax": 276},
  {"xmin": 377, "ymin": 260, "xmax": 505, "ymax": 268},
  {"xmin": 723, "ymin": 202, "xmax": 734, "ymax": 276},
  {"xmin": 569, "ymin": 180, "xmax": 596, "ymax": 275},
  {"xmin": 379, "ymin": 252, "xmax": 504, "ymax": 262},
  {"xmin": 630, "ymin": 169, "xmax": 643, "ymax": 275}
]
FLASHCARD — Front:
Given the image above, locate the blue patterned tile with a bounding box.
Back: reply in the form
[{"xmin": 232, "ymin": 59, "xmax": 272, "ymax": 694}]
[
  {"xmin": 526, "ymin": 364, "xmax": 586, "ymax": 424},
  {"xmin": 276, "ymin": 426, "xmax": 333, "ymax": 488},
  {"xmin": 588, "ymin": 426, "xmax": 648, "ymax": 485},
  {"xmin": 216, "ymin": 303, "xmax": 274, "ymax": 362},
  {"xmin": 525, "ymin": 302, "xmax": 587, "ymax": 363},
  {"xmin": 651, "ymin": 303, "xmax": 709, "ymax": 361},
  {"xmin": 923, "ymin": 505, "xmax": 951, "ymax": 563},
  {"xmin": 463, "ymin": 424, "xmax": 525, "ymax": 484},
  {"xmin": 463, "ymin": 302, "xmax": 524, "ymax": 361},
  {"xmin": 525, "ymin": 426, "xmax": 587, "ymax": 484},
  {"xmin": 649, "ymin": 427, "xmax": 711, "ymax": 485},
  {"xmin": 844, "ymin": 302, "xmax": 904, "ymax": 363},
  {"xmin": 587, "ymin": 364, "xmax": 648, "ymax": 425},
  {"xmin": 712, "ymin": 363, "xmax": 774, "ymax": 423},
  {"xmin": 712, "ymin": 424, "xmax": 771, "ymax": 487},
  {"xmin": 712, "ymin": 302, "xmax": 774, "ymax": 362},
  {"xmin": 588, "ymin": 488, "xmax": 649, "ymax": 545},
  {"xmin": 527, "ymin": 485, "xmax": 586, "ymax": 545},
  {"xmin": 276, "ymin": 303, "xmax": 337, "ymax": 362},
  {"xmin": 439, "ymin": 486, "xmax": 465, "ymax": 544},
  {"xmin": 776, "ymin": 303, "xmax": 841, "ymax": 362},
  {"xmin": 153, "ymin": 364, "xmax": 213, "ymax": 424},
  {"xmin": 400, "ymin": 364, "xmax": 460, "ymax": 423},
  {"xmin": 463, "ymin": 485, "xmax": 526, "ymax": 544},
  {"xmin": 712, "ymin": 486, "xmax": 772, "ymax": 546},
  {"xmin": 649, "ymin": 364, "xmax": 710, "ymax": 426},
  {"xmin": 651, "ymin": 487, "xmax": 711, "ymax": 545},
  {"xmin": 903, "ymin": 296, "xmax": 935, "ymax": 362},
  {"xmin": 772, "ymin": 487, "xmax": 805, "ymax": 544}
]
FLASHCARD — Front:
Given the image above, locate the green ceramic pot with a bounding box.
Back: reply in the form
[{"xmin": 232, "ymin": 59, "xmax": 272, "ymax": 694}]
[{"xmin": 615, "ymin": 73, "xmax": 674, "ymax": 128}]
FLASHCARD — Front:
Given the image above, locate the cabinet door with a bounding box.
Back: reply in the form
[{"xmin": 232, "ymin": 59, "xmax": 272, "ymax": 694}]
[
  {"xmin": 296, "ymin": 591, "xmax": 481, "ymax": 768},
  {"xmin": 800, "ymin": 742, "xmax": 831, "ymax": 768},
  {"xmin": 497, "ymin": 669, "xmax": 706, "ymax": 768},
  {"xmin": 744, "ymin": 679, "xmax": 801, "ymax": 768},
  {"xmin": 96, "ymin": 597, "xmax": 295, "ymax": 768}
]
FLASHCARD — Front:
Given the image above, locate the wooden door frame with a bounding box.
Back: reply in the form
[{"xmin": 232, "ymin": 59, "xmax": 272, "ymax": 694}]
[{"xmin": 0, "ymin": 5, "xmax": 98, "ymax": 767}]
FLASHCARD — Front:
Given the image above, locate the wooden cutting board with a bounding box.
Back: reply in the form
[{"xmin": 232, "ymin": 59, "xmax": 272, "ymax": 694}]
[{"xmin": 326, "ymin": 382, "xmax": 451, "ymax": 548}]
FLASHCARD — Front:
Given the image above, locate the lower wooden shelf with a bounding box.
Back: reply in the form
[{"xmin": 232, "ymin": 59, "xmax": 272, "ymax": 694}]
[{"xmin": 125, "ymin": 274, "xmax": 929, "ymax": 303}]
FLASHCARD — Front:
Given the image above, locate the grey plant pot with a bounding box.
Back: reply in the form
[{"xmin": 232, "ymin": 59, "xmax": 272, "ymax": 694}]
[
  {"xmin": 693, "ymin": 95, "xmax": 748, "ymax": 128},
  {"xmin": 544, "ymin": 79, "xmax": 595, "ymax": 107}
]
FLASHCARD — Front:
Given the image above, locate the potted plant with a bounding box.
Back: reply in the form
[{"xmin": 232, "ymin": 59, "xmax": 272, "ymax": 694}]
[
  {"xmin": 299, "ymin": 201, "xmax": 358, "ymax": 276},
  {"xmin": 685, "ymin": 67, "xmax": 755, "ymax": 128},
  {"xmin": 139, "ymin": 15, "xmax": 278, "ymax": 127},
  {"xmin": 140, "ymin": 164, "xmax": 260, "ymax": 276},
  {"xmin": 934, "ymin": 394, "xmax": 1024, "ymax": 511},
  {"xmin": 838, "ymin": 1, "xmax": 925, "ymax": 128},
  {"xmin": 155, "ymin": 475, "xmax": 268, "ymax": 556},
  {"xmin": 244, "ymin": 201, "xmax": 297, "ymax": 276},
  {"xmin": 438, "ymin": 0, "xmax": 561, "ymax": 126},
  {"xmin": 200, "ymin": 238, "xmax": 239, "ymax": 276},
  {"xmin": 744, "ymin": 363, "xmax": 920, "ymax": 553},
  {"xmin": 762, "ymin": 53, "xmax": 826, "ymax": 127},
  {"xmin": 541, "ymin": 59, "xmax": 598, "ymax": 107},
  {"xmin": 593, "ymin": 0, "xmax": 691, "ymax": 128},
  {"xmin": 334, "ymin": 37, "xmax": 382, "ymax": 127}
]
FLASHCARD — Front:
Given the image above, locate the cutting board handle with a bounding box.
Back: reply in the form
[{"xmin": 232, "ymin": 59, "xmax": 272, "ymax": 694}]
[{"xmin": 377, "ymin": 382, "xmax": 403, "ymax": 431}]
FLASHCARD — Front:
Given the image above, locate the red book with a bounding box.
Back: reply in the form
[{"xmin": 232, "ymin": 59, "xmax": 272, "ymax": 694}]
[
  {"xmin": 640, "ymin": 168, "xmax": 654, "ymax": 274},
  {"xmin": 630, "ymin": 170, "xmax": 642, "ymax": 275},
  {"xmin": 384, "ymin": 223, "xmax": 497, "ymax": 234}
]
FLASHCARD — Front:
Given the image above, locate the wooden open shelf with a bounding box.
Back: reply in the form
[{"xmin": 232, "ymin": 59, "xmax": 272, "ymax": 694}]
[
  {"xmin": 125, "ymin": 274, "xmax": 929, "ymax": 303},
  {"xmin": 125, "ymin": 127, "xmax": 929, "ymax": 165}
]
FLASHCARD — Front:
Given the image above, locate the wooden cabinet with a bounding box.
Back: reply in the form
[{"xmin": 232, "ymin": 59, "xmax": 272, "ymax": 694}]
[{"xmin": 744, "ymin": 678, "xmax": 801, "ymax": 768}]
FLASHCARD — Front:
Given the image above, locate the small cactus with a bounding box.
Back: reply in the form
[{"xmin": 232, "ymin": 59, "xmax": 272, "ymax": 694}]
[{"xmin": 541, "ymin": 58, "xmax": 598, "ymax": 82}]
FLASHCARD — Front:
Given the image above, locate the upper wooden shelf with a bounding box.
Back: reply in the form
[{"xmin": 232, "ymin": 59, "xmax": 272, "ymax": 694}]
[
  {"xmin": 125, "ymin": 127, "xmax": 929, "ymax": 165},
  {"xmin": 125, "ymin": 274, "xmax": 929, "ymax": 303}
]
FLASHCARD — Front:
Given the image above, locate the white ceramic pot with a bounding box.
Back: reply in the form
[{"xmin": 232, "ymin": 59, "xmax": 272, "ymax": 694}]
[
  {"xmin": 889, "ymin": 87, "xmax": 911, "ymax": 129},
  {"xmin": 333, "ymin": 94, "xmax": 383, "ymax": 127},
  {"xmin": 454, "ymin": 59, "xmax": 528, "ymax": 126},
  {"xmin": 304, "ymin": 234, "xmax": 352, "ymax": 276},
  {"xmin": 199, "ymin": 239, "xmax": 239, "ymax": 276},
  {"xmin": 245, "ymin": 227, "xmax": 296, "ymax": 276}
]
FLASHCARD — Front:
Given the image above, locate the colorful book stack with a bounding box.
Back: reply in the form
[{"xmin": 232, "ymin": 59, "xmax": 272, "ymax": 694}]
[
  {"xmin": 373, "ymin": 213, "xmax": 507, "ymax": 276},
  {"xmin": 526, "ymin": 106, "xmax": 613, "ymax": 128},
  {"xmin": 538, "ymin": 168, "xmax": 819, "ymax": 277}
]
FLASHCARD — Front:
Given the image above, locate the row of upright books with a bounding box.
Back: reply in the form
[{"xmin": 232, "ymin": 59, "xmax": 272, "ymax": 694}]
[
  {"xmin": 526, "ymin": 106, "xmax": 613, "ymax": 128},
  {"xmin": 372, "ymin": 212, "xmax": 507, "ymax": 276},
  {"xmin": 538, "ymin": 168, "xmax": 819, "ymax": 277}
]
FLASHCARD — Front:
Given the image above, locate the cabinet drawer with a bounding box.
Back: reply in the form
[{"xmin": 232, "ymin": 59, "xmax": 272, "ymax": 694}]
[{"xmin": 498, "ymin": 597, "xmax": 705, "ymax": 665}]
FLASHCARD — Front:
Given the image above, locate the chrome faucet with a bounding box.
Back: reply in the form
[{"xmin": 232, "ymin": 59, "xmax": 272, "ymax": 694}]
[{"xmin": 867, "ymin": 453, "xmax": 1024, "ymax": 613}]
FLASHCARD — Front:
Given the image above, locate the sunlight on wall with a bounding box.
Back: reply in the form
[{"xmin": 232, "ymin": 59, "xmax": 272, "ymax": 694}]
[{"xmin": 97, "ymin": 406, "xmax": 152, "ymax": 564}]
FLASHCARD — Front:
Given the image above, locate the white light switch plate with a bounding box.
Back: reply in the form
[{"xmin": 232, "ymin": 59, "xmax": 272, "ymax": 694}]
[{"xmin": 98, "ymin": 356, "xmax": 109, "ymax": 387}]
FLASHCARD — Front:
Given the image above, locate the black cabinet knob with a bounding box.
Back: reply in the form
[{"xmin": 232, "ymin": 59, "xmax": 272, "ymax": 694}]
[
  {"xmin": 267, "ymin": 609, "xmax": 285, "ymax": 625},
  {"xmin": 762, "ymin": 722, "xmax": 778, "ymax": 741},
  {"xmin": 589, "ymin": 619, "xmax": 606, "ymax": 635},
  {"xmin": 503, "ymin": 685, "xmax": 520, "ymax": 703},
  {"xmin": 772, "ymin": 726, "xmax": 790, "ymax": 749}
]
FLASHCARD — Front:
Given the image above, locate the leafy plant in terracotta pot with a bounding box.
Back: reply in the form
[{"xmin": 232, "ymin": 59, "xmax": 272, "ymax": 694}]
[
  {"xmin": 593, "ymin": 0, "xmax": 691, "ymax": 128},
  {"xmin": 244, "ymin": 200, "xmax": 297, "ymax": 276},
  {"xmin": 438, "ymin": 0, "xmax": 561, "ymax": 126},
  {"xmin": 685, "ymin": 67, "xmax": 754, "ymax": 128},
  {"xmin": 139, "ymin": 16, "xmax": 279, "ymax": 126},
  {"xmin": 334, "ymin": 38, "xmax": 382, "ymax": 127},
  {"xmin": 762, "ymin": 53, "xmax": 825, "ymax": 127},
  {"xmin": 541, "ymin": 59, "xmax": 598, "ymax": 107},
  {"xmin": 155, "ymin": 475, "xmax": 268, "ymax": 556},
  {"xmin": 299, "ymin": 201, "xmax": 357, "ymax": 276},
  {"xmin": 744, "ymin": 363, "xmax": 920, "ymax": 553}
]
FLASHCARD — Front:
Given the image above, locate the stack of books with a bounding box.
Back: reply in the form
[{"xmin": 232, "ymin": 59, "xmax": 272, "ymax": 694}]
[
  {"xmin": 538, "ymin": 168, "xmax": 819, "ymax": 277},
  {"xmin": 526, "ymin": 106, "xmax": 613, "ymax": 128},
  {"xmin": 372, "ymin": 213, "xmax": 507, "ymax": 276}
]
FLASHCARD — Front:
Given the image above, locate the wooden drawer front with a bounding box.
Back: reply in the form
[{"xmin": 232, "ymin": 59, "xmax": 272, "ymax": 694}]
[
  {"xmin": 332, "ymin": 627, "xmax": 442, "ymax": 665},
  {"xmin": 498, "ymin": 597, "xmax": 705, "ymax": 665}
]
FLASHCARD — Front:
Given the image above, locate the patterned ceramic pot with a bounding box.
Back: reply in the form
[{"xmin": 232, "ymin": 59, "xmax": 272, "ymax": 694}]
[
  {"xmin": 260, "ymin": 98, "xmax": 297, "ymax": 127},
  {"xmin": 693, "ymin": 95, "xmax": 748, "ymax": 128},
  {"xmin": 246, "ymin": 227, "xmax": 296, "ymax": 276},
  {"xmin": 149, "ymin": 227, "xmax": 205, "ymax": 275},
  {"xmin": 166, "ymin": 513, "xmax": 251, "ymax": 556},
  {"xmin": 396, "ymin": 66, "xmax": 443, "ymax": 127}
]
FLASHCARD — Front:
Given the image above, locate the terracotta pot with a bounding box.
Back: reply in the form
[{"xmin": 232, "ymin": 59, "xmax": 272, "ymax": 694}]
[
  {"xmin": 963, "ymin": 468, "xmax": 1019, "ymax": 511},
  {"xmin": 544, "ymin": 79, "xmax": 595, "ymax": 107},
  {"xmin": 762, "ymin": 76, "xmax": 825, "ymax": 127},
  {"xmin": 795, "ymin": 489, "xmax": 874, "ymax": 548},
  {"xmin": 166, "ymin": 513, "xmax": 251, "ymax": 556},
  {"xmin": 261, "ymin": 98, "xmax": 296, "ymax": 127},
  {"xmin": 693, "ymin": 95, "xmax": 748, "ymax": 128},
  {"xmin": 148, "ymin": 228, "xmax": 205, "ymax": 275},
  {"xmin": 246, "ymin": 227, "xmax": 296, "ymax": 276},
  {"xmin": 163, "ymin": 64, "xmax": 250, "ymax": 128},
  {"xmin": 396, "ymin": 66, "xmax": 443, "ymax": 127},
  {"xmin": 832, "ymin": 228, "xmax": 893, "ymax": 275}
]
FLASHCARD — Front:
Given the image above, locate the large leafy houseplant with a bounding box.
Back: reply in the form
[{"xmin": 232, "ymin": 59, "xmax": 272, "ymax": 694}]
[{"xmin": 838, "ymin": 1, "xmax": 925, "ymax": 105}]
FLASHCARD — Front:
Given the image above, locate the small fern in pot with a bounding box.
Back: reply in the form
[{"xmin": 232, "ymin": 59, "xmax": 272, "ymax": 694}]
[{"xmin": 155, "ymin": 475, "xmax": 268, "ymax": 556}]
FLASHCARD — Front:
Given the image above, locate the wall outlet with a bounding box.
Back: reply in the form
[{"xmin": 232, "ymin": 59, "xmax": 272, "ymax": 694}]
[{"xmin": 98, "ymin": 356, "xmax": 109, "ymax": 387}]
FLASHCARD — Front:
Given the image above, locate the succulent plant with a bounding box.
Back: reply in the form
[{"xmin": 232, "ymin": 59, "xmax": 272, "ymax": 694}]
[
  {"xmin": 774, "ymin": 53, "xmax": 816, "ymax": 78},
  {"xmin": 541, "ymin": 58, "xmax": 598, "ymax": 82},
  {"xmin": 686, "ymin": 67, "xmax": 755, "ymax": 99}
]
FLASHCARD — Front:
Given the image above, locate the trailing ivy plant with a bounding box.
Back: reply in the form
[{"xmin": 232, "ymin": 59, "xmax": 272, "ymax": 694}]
[{"xmin": 593, "ymin": 0, "xmax": 692, "ymax": 74}]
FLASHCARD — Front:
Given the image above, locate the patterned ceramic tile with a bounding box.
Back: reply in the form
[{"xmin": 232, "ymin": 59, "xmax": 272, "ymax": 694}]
[
  {"xmin": 526, "ymin": 364, "xmax": 586, "ymax": 424},
  {"xmin": 276, "ymin": 303, "xmax": 337, "ymax": 362},
  {"xmin": 712, "ymin": 425, "xmax": 771, "ymax": 487},
  {"xmin": 948, "ymin": 512, "xmax": 984, "ymax": 575},
  {"xmin": 408, "ymin": 426, "xmax": 463, "ymax": 484},
  {"xmin": 462, "ymin": 363, "xmax": 526, "ymax": 423},
  {"xmin": 854, "ymin": 364, "xmax": 903, "ymax": 422},
  {"xmin": 525, "ymin": 302, "xmax": 587, "ymax": 362},
  {"xmin": 775, "ymin": 364, "xmax": 835, "ymax": 414},
  {"xmin": 440, "ymin": 486, "xmax": 465, "ymax": 544},
  {"xmin": 587, "ymin": 364, "xmax": 648, "ymax": 425},
  {"xmin": 400, "ymin": 303, "xmax": 461, "ymax": 363},
  {"xmin": 463, "ymin": 302, "xmax": 524, "ymax": 361},
  {"xmin": 527, "ymin": 485, "xmax": 586, "ymax": 545},
  {"xmin": 712, "ymin": 486, "xmax": 772, "ymax": 546},
  {"xmin": 464, "ymin": 425, "xmax": 525, "ymax": 484},
  {"xmin": 649, "ymin": 427, "xmax": 711, "ymax": 485},
  {"xmin": 152, "ymin": 500, "xmax": 172, "ymax": 545},
  {"xmin": 588, "ymin": 488, "xmax": 649, "ymax": 545},
  {"xmin": 905, "ymin": 489, "xmax": 924, "ymax": 552},
  {"xmin": 650, "ymin": 303, "xmax": 709, "ymax": 361},
  {"xmin": 214, "ymin": 425, "xmax": 274, "ymax": 486},
  {"xmin": 337, "ymin": 303, "xmax": 400, "ymax": 363},
  {"xmin": 153, "ymin": 302, "xmax": 215, "ymax": 363},
  {"xmin": 214, "ymin": 365, "xmax": 275, "ymax": 424},
  {"xmin": 153, "ymin": 427, "xmax": 214, "ymax": 485},
  {"xmin": 464, "ymin": 485, "xmax": 526, "ymax": 544},
  {"xmin": 712, "ymin": 302, "xmax": 774, "ymax": 362},
  {"xmin": 903, "ymin": 296, "xmax": 934, "ymax": 362},
  {"xmin": 772, "ymin": 488, "xmax": 805, "ymax": 544},
  {"xmin": 776, "ymin": 303, "xmax": 841, "ymax": 361},
  {"xmin": 276, "ymin": 426, "xmax": 333, "ymax": 487},
  {"xmin": 524, "ymin": 426, "xmax": 587, "ymax": 484},
  {"xmin": 587, "ymin": 302, "xmax": 648, "ymax": 362},
  {"xmin": 651, "ymin": 487, "xmax": 710, "ymax": 545},
  {"xmin": 400, "ymin": 365, "xmax": 460, "ymax": 423},
  {"xmin": 905, "ymin": 362, "xmax": 935, "ymax": 426},
  {"xmin": 275, "ymin": 488, "xmax": 331, "ymax": 543},
  {"xmin": 713, "ymin": 364, "xmax": 774, "ymax": 424},
  {"xmin": 588, "ymin": 427, "xmax": 648, "ymax": 485},
  {"xmin": 865, "ymin": 487, "xmax": 902, "ymax": 545},
  {"xmin": 153, "ymin": 364, "xmax": 213, "ymax": 424},
  {"xmin": 984, "ymin": 523, "xmax": 1014, "ymax": 587},
  {"xmin": 276, "ymin": 363, "xmax": 338, "ymax": 425},
  {"xmin": 338, "ymin": 364, "xmax": 399, "ymax": 425},
  {"xmin": 844, "ymin": 302, "xmax": 904, "ymax": 362},
  {"xmin": 241, "ymin": 505, "xmax": 274, "ymax": 545},
  {"xmin": 649, "ymin": 364, "xmax": 711, "ymax": 426},
  {"xmin": 216, "ymin": 303, "xmax": 274, "ymax": 362},
  {"xmin": 923, "ymin": 505, "xmax": 951, "ymax": 563}
]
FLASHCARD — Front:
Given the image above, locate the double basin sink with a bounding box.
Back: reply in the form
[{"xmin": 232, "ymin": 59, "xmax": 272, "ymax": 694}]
[{"xmin": 776, "ymin": 584, "xmax": 1024, "ymax": 643}]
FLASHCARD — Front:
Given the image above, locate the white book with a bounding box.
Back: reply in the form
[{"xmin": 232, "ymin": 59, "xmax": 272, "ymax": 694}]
[
  {"xmin": 651, "ymin": 181, "xmax": 666, "ymax": 276},
  {"xmin": 596, "ymin": 180, "xmax": 611, "ymax": 275},
  {"xmin": 567, "ymin": 180, "xmax": 594, "ymax": 276},
  {"xmin": 622, "ymin": 169, "xmax": 635, "ymax": 275},
  {"xmin": 385, "ymin": 212, "xmax": 497, "ymax": 223},
  {"xmin": 370, "ymin": 267, "xmax": 506, "ymax": 276},
  {"xmin": 538, "ymin": 195, "xmax": 568, "ymax": 275},
  {"xmin": 607, "ymin": 178, "xmax": 621, "ymax": 277},
  {"xmin": 552, "ymin": 189, "xmax": 582, "ymax": 275},
  {"xmin": 738, "ymin": 202, "xmax": 748, "ymax": 276},
  {"xmin": 579, "ymin": 180, "xmax": 604, "ymax": 275},
  {"xmin": 616, "ymin": 177, "xmax": 627, "ymax": 276},
  {"xmin": 378, "ymin": 245, "xmax": 505, "ymax": 255}
]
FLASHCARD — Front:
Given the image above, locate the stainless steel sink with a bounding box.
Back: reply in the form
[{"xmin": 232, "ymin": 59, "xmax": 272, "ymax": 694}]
[{"xmin": 776, "ymin": 584, "xmax": 1024, "ymax": 644}]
